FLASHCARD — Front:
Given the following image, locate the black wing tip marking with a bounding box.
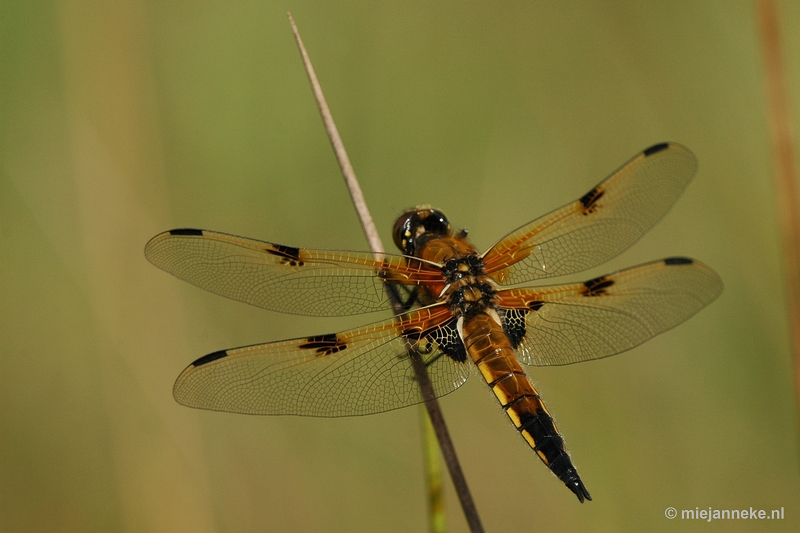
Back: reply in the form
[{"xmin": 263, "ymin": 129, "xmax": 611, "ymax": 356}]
[
  {"xmin": 664, "ymin": 256, "xmax": 694, "ymax": 266},
  {"xmin": 168, "ymin": 228, "xmax": 204, "ymax": 236},
  {"xmin": 193, "ymin": 349, "xmax": 228, "ymax": 367},
  {"xmin": 643, "ymin": 142, "xmax": 670, "ymax": 156}
]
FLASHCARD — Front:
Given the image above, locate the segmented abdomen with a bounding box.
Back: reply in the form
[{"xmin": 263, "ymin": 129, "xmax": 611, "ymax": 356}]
[{"xmin": 461, "ymin": 313, "xmax": 591, "ymax": 502}]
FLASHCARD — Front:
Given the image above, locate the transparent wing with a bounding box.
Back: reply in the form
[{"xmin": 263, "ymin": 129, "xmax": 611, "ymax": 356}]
[
  {"xmin": 495, "ymin": 257, "xmax": 722, "ymax": 366},
  {"xmin": 145, "ymin": 229, "xmax": 442, "ymax": 317},
  {"xmin": 482, "ymin": 143, "xmax": 698, "ymax": 284},
  {"xmin": 173, "ymin": 304, "xmax": 472, "ymax": 416}
]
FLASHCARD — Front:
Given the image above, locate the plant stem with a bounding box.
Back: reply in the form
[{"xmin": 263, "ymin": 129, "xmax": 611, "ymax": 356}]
[
  {"xmin": 756, "ymin": 0, "xmax": 800, "ymax": 431},
  {"xmin": 288, "ymin": 12, "xmax": 485, "ymax": 533}
]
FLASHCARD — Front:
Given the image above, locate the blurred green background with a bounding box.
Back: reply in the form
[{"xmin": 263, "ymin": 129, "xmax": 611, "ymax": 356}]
[{"xmin": 2, "ymin": 1, "xmax": 799, "ymax": 531}]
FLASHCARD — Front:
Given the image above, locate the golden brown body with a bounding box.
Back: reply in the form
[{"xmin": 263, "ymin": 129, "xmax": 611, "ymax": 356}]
[
  {"xmin": 412, "ymin": 227, "xmax": 589, "ymax": 501},
  {"xmin": 462, "ymin": 313, "xmax": 578, "ymax": 486},
  {"xmin": 151, "ymin": 144, "xmax": 723, "ymax": 505}
]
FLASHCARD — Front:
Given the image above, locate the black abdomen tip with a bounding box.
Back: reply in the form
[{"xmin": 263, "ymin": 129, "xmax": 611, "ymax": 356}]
[{"xmin": 568, "ymin": 478, "xmax": 592, "ymax": 503}]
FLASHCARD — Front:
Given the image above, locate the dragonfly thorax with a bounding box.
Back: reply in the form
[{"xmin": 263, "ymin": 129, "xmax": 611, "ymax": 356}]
[
  {"xmin": 437, "ymin": 255, "xmax": 496, "ymax": 315},
  {"xmin": 441, "ymin": 254, "xmax": 484, "ymax": 282},
  {"xmin": 445, "ymin": 278, "xmax": 497, "ymax": 316}
]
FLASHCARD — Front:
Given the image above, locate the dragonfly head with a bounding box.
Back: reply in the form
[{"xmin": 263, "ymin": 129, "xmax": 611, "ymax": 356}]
[{"xmin": 393, "ymin": 206, "xmax": 451, "ymax": 256}]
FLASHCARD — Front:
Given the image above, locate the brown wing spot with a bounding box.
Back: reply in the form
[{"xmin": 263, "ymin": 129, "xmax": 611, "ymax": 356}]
[
  {"xmin": 579, "ymin": 186, "xmax": 605, "ymax": 213},
  {"xmin": 582, "ymin": 275, "xmax": 614, "ymax": 296},
  {"xmin": 267, "ymin": 244, "xmax": 305, "ymax": 267},
  {"xmin": 299, "ymin": 333, "xmax": 347, "ymax": 356}
]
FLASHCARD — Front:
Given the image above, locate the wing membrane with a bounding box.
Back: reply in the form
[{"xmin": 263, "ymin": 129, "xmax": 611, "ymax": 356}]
[
  {"xmin": 145, "ymin": 229, "xmax": 442, "ymax": 316},
  {"xmin": 173, "ymin": 304, "xmax": 471, "ymax": 416},
  {"xmin": 496, "ymin": 257, "xmax": 722, "ymax": 366},
  {"xmin": 483, "ymin": 143, "xmax": 698, "ymax": 283}
]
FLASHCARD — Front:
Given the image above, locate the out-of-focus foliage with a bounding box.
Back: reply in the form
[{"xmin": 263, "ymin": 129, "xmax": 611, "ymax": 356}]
[{"xmin": 1, "ymin": 2, "xmax": 798, "ymax": 531}]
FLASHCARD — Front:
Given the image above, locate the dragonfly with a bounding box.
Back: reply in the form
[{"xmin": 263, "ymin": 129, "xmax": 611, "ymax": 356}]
[{"xmin": 145, "ymin": 142, "xmax": 722, "ymax": 503}]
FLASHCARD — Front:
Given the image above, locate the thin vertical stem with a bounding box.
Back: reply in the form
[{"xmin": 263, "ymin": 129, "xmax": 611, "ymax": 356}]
[
  {"xmin": 421, "ymin": 410, "xmax": 446, "ymax": 533},
  {"xmin": 756, "ymin": 0, "xmax": 800, "ymax": 424},
  {"xmin": 286, "ymin": 13, "xmax": 382, "ymax": 255},
  {"xmin": 287, "ymin": 12, "xmax": 484, "ymax": 533}
]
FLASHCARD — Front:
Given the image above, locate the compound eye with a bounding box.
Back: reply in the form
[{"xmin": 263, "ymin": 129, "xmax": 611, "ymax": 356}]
[
  {"xmin": 392, "ymin": 210, "xmax": 416, "ymax": 255},
  {"xmin": 421, "ymin": 209, "xmax": 451, "ymax": 237},
  {"xmin": 392, "ymin": 207, "xmax": 452, "ymax": 256}
]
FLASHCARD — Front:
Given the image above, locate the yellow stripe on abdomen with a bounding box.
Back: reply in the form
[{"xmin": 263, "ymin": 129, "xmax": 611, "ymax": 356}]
[{"xmin": 462, "ymin": 312, "xmax": 592, "ymax": 502}]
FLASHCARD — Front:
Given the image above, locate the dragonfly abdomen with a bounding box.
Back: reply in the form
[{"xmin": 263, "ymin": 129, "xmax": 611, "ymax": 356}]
[{"xmin": 461, "ymin": 313, "xmax": 592, "ymax": 503}]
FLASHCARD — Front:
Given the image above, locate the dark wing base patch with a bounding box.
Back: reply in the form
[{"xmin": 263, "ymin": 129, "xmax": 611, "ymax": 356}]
[
  {"xmin": 173, "ymin": 305, "xmax": 471, "ymax": 417},
  {"xmin": 404, "ymin": 317, "xmax": 467, "ymax": 363},
  {"xmin": 501, "ymin": 308, "xmax": 528, "ymax": 349},
  {"xmin": 495, "ymin": 258, "xmax": 723, "ymax": 367},
  {"xmin": 427, "ymin": 319, "xmax": 467, "ymax": 363}
]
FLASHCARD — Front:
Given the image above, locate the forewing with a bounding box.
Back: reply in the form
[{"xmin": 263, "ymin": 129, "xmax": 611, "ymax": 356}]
[
  {"xmin": 495, "ymin": 258, "xmax": 722, "ymax": 366},
  {"xmin": 145, "ymin": 229, "xmax": 442, "ymax": 316},
  {"xmin": 173, "ymin": 304, "xmax": 471, "ymax": 416},
  {"xmin": 482, "ymin": 143, "xmax": 698, "ymax": 283}
]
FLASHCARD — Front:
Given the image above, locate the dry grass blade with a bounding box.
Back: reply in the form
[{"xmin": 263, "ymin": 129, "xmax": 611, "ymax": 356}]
[
  {"xmin": 421, "ymin": 412, "xmax": 446, "ymax": 533},
  {"xmin": 756, "ymin": 0, "xmax": 800, "ymax": 424},
  {"xmin": 286, "ymin": 13, "xmax": 382, "ymax": 255},
  {"xmin": 287, "ymin": 12, "xmax": 484, "ymax": 533}
]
